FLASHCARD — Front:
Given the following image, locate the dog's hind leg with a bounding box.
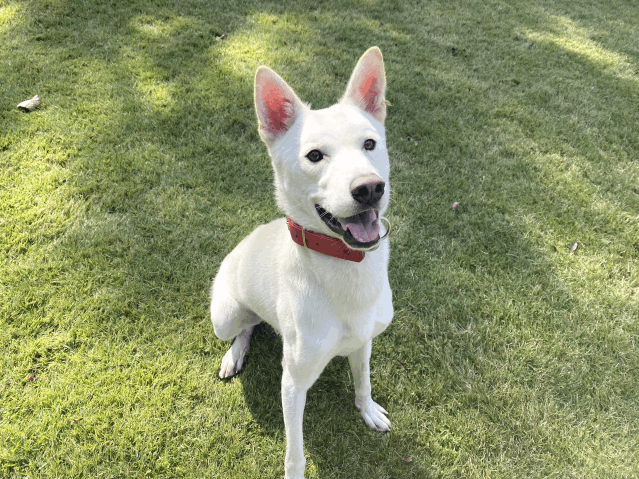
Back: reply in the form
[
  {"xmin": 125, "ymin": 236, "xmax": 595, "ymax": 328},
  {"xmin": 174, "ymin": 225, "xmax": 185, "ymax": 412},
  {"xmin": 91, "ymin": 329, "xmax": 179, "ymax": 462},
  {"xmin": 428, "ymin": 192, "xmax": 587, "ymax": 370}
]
[
  {"xmin": 211, "ymin": 279, "xmax": 261, "ymax": 378},
  {"xmin": 218, "ymin": 324, "xmax": 255, "ymax": 378},
  {"xmin": 211, "ymin": 296, "xmax": 260, "ymax": 378}
]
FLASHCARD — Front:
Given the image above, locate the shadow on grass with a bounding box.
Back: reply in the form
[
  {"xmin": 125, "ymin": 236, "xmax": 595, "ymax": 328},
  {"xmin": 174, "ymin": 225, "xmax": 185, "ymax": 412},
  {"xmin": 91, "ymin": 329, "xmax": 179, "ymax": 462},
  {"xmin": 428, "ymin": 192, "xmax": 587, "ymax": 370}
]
[
  {"xmin": 235, "ymin": 323, "xmax": 283, "ymax": 429},
  {"xmin": 2, "ymin": 0, "xmax": 638, "ymax": 477}
]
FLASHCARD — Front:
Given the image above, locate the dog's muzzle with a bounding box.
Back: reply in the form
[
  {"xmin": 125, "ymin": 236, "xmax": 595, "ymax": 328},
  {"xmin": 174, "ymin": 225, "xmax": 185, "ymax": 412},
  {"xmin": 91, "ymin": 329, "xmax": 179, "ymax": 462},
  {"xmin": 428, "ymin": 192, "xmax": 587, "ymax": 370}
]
[{"xmin": 315, "ymin": 204, "xmax": 391, "ymax": 251}]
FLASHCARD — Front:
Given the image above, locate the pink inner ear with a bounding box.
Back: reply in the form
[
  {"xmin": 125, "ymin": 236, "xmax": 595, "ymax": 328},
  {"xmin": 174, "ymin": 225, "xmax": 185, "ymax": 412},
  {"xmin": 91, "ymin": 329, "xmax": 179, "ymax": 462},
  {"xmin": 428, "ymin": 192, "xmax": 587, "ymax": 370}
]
[
  {"xmin": 359, "ymin": 73, "xmax": 381, "ymax": 114},
  {"xmin": 261, "ymin": 83, "xmax": 294, "ymax": 136}
]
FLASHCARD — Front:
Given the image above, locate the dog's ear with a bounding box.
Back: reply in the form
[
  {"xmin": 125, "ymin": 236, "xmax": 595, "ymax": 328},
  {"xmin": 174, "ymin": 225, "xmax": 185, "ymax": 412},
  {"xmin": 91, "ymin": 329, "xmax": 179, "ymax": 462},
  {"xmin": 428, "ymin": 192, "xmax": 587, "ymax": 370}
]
[
  {"xmin": 255, "ymin": 67, "xmax": 305, "ymax": 144},
  {"xmin": 341, "ymin": 47, "xmax": 386, "ymax": 124}
]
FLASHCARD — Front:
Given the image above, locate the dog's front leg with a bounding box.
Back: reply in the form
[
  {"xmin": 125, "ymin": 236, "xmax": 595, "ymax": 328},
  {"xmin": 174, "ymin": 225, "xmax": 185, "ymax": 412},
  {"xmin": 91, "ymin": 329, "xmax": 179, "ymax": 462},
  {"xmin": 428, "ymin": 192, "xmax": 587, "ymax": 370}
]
[
  {"xmin": 348, "ymin": 340, "xmax": 391, "ymax": 432},
  {"xmin": 281, "ymin": 367, "xmax": 309, "ymax": 479}
]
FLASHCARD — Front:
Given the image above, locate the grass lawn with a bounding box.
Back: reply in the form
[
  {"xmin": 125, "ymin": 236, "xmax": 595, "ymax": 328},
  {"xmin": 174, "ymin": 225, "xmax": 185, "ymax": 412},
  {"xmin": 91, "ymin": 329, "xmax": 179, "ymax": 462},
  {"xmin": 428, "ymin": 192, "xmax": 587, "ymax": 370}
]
[{"xmin": 2, "ymin": 0, "xmax": 639, "ymax": 477}]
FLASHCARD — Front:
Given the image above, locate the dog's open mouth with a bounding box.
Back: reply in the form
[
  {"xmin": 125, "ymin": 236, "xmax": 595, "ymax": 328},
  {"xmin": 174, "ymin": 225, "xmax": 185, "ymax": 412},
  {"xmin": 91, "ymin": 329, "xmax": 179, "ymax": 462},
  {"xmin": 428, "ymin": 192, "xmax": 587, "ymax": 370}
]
[{"xmin": 315, "ymin": 205, "xmax": 381, "ymax": 249}]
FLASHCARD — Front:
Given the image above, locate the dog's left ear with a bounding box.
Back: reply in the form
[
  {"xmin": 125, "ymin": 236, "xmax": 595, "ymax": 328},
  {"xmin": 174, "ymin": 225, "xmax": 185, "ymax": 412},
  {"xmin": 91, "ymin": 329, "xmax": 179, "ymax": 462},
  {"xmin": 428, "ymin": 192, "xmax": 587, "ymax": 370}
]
[{"xmin": 341, "ymin": 46, "xmax": 386, "ymax": 124}]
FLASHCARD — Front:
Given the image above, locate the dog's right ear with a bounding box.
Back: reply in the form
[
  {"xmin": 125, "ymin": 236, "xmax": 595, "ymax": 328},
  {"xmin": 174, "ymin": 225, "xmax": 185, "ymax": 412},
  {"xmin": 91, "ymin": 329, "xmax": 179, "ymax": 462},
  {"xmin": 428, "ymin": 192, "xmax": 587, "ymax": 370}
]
[{"xmin": 255, "ymin": 67, "xmax": 305, "ymax": 144}]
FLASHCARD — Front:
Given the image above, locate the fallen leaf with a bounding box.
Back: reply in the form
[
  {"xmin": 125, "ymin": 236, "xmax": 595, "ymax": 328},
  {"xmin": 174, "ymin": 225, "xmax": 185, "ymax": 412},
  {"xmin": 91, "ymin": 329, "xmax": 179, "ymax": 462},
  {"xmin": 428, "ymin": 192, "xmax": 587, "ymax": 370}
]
[{"xmin": 17, "ymin": 95, "xmax": 41, "ymax": 112}]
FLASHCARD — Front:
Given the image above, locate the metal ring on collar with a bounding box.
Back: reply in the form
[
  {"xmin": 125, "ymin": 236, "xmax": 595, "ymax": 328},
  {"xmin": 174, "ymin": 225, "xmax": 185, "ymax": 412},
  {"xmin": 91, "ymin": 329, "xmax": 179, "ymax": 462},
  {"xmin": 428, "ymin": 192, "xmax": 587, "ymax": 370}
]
[{"xmin": 379, "ymin": 216, "xmax": 391, "ymax": 242}]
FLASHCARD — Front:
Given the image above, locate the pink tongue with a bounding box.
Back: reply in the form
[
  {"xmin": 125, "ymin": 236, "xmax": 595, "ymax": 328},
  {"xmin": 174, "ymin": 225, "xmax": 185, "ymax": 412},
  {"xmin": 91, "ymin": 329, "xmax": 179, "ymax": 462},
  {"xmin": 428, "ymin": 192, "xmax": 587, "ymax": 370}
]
[{"xmin": 338, "ymin": 210, "xmax": 380, "ymax": 243}]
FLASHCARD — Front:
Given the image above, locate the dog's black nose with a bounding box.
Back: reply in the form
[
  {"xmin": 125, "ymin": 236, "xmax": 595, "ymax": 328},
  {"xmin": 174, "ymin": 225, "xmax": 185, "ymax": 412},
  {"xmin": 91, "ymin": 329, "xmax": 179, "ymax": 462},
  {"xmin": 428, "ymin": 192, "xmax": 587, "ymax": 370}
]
[{"xmin": 350, "ymin": 174, "xmax": 385, "ymax": 206}]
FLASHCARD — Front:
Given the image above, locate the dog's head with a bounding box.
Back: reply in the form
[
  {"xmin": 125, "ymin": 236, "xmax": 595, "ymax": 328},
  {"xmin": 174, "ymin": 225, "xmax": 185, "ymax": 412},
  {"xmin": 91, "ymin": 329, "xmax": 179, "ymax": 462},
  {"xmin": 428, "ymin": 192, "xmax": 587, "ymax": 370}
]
[{"xmin": 254, "ymin": 47, "xmax": 390, "ymax": 251}]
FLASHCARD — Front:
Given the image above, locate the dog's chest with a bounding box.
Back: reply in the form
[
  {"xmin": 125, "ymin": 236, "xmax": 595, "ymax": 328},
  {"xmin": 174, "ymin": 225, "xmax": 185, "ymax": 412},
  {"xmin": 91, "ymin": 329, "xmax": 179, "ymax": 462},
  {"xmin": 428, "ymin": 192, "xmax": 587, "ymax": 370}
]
[
  {"xmin": 330, "ymin": 287, "xmax": 393, "ymax": 356},
  {"xmin": 331, "ymin": 315, "xmax": 390, "ymax": 356},
  {"xmin": 310, "ymin": 256, "xmax": 391, "ymax": 347}
]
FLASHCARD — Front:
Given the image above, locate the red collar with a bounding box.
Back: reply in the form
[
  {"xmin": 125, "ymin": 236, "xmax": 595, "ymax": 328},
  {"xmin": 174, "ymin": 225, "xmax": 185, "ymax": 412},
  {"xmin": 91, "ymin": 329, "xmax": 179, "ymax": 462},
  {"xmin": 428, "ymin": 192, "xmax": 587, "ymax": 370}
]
[{"xmin": 287, "ymin": 218, "xmax": 365, "ymax": 262}]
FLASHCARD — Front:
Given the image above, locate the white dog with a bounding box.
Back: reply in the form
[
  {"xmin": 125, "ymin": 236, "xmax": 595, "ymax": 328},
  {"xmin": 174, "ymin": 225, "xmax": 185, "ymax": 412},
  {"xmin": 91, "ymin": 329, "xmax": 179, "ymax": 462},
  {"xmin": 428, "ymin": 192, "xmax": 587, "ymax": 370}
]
[{"xmin": 210, "ymin": 46, "xmax": 393, "ymax": 479}]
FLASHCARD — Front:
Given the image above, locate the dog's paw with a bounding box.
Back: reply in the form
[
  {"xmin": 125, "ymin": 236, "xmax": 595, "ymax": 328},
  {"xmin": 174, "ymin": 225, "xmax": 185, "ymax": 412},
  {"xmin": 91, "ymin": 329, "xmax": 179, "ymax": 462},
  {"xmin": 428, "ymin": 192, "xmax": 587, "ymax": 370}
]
[
  {"xmin": 218, "ymin": 329, "xmax": 252, "ymax": 378},
  {"xmin": 219, "ymin": 346, "xmax": 245, "ymax": 378},
  {"xmin": 356, "ymin": 396, "xmax": 391, "ymax": 432}
]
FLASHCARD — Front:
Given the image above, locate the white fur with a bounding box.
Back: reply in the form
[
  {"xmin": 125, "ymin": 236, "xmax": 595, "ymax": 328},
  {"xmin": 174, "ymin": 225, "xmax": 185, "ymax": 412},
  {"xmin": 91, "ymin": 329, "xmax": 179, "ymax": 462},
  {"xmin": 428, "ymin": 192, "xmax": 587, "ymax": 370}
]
[{"xmin": 210, "ymin": 47, "xmax": 393, "ymax": 479}]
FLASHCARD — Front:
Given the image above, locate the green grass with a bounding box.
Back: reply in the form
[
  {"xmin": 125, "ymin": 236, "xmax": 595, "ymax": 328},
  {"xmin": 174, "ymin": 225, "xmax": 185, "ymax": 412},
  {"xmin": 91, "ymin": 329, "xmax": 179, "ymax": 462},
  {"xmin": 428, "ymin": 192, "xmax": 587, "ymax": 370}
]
[{"xmin": 2, "ymin": 0, "xmax": 639, "ymax": 477}]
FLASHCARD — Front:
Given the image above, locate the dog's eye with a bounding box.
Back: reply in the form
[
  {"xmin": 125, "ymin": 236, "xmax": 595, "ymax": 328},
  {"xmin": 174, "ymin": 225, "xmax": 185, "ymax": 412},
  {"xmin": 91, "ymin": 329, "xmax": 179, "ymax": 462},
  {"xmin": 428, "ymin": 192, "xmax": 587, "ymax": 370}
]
[
  {"xmin": 364, "ymin": 139, "xmax": 376, "ymax": 151},
  {"xmin": 306, "ymin": 149, "xmax": 324, "ymax": 163}
]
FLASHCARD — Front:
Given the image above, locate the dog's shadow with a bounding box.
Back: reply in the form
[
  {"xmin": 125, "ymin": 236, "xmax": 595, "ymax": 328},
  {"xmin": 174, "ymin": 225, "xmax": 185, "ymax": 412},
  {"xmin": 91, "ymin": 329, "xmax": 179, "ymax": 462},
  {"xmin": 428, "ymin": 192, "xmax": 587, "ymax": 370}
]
[
  {"xmin": 236, "ymin": 323, "xmax": 285, "ymax": 429},
  {"xmin": 238, "ymin": 322, "xmax": 364, "ymax": 454}
]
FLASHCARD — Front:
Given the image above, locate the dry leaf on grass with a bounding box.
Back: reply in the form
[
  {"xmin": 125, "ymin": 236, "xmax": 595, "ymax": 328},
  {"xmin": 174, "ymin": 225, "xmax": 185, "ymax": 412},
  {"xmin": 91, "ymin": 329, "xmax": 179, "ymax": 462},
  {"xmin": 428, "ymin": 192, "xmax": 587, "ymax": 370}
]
[{"xmin": 18, "ymin": 95, "xmax": 41, "ymax": 112}]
